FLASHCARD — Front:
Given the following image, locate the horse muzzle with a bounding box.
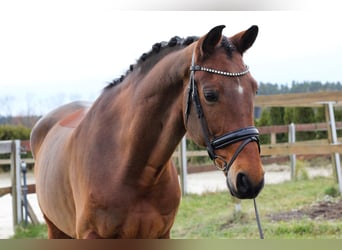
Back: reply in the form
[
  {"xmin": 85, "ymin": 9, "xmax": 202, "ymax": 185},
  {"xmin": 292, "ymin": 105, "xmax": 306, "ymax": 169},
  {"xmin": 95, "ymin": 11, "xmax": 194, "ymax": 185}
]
[
  {"xmin": 208, "ymin": 127, "xmax": 264, "ymax": 199},
  {"xmin": 227, "ymin": 171, "xmax": 264, "ymax": 199}
]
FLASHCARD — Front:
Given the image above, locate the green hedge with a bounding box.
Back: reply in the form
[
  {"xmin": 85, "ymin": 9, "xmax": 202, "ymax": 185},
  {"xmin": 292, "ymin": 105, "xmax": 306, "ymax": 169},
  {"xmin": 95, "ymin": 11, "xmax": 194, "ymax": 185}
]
[
  {"xmin": 0, "ymin": 125, "xmax": 32, "ymax": 172},
  {"xmin": 0, "ymin": 125, "xmax": 31, "ymax": 140}
]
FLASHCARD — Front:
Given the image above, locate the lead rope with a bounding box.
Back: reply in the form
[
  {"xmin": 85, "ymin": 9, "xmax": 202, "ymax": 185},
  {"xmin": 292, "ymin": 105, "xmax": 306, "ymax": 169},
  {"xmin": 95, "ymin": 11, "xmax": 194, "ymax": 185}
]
[{"xmin": 253, "ymin": 198, "xmax": 264, "ymax": 239}]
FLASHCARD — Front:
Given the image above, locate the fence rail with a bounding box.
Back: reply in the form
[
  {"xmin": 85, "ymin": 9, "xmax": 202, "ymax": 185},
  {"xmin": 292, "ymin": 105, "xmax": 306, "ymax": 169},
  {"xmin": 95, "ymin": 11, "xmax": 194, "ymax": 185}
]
[
  {"xmin": 1, "ymin": 122, "xmax": 342, "ymax": 176},
  {"xmin": 255, "ymin": 91, "xmax": 342, "ymax": 107},
  {"xmin": 258, "ymin": 122, "xmax": 342, "ymax": 134},
  {"xmin": 1, "ymin": 121, "xmax": 341, "ymax": 167}
]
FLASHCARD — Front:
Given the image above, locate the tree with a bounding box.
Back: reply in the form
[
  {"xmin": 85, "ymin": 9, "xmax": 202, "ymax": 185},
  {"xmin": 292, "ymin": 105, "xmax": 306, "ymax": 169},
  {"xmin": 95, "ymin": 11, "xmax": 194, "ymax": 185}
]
[
  {"xmin": 293, "ymin": 107, "xmax": 316, "ymax": 141},
  {"xmin": 256, "ymin": 108, "xmax": 271, "ymax": 144},
  {"xmin": 284, "ymin": 107, "xmax": 295, "ymax": 124}
]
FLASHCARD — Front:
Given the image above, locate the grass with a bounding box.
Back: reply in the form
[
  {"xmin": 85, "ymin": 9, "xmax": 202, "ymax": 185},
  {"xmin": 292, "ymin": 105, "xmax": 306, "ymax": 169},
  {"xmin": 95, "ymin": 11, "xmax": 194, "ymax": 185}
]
[
  {"xmin": 10, "ymin": 223, "xmax": 48, "ymax": 239},
  {"xmin": 10, "ymin": 176, "xmax": 342, "ymax": 239},
  {"xmin": 171, "ymin": 176, "xmax": 342, "ymax": 239}
]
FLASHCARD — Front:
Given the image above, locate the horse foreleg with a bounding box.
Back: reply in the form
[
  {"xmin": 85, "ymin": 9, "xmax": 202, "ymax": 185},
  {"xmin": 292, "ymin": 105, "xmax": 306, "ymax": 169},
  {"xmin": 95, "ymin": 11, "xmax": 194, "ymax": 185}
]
[
  {"xmin": 82, "ymin": 231, "xmax": 104, "ymax": 239},
  {"xmin": 158, "ymin": 229, "xmax": 171, "ymax": 239},
  {"xmin": 43, "ymin": 214, "xmax": 73, "ymax": 239}
]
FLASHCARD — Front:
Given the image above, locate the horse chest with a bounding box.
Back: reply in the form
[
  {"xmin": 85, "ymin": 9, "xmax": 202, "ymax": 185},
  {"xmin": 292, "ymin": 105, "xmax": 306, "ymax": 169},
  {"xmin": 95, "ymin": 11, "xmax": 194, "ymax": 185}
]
[
  {"xmin": 79, "ymin": 184, "xmax": 180, "ymax": 238},
  {"xmin": 120, "ymin": 201, "xmax": 177, "ymax": 238}
]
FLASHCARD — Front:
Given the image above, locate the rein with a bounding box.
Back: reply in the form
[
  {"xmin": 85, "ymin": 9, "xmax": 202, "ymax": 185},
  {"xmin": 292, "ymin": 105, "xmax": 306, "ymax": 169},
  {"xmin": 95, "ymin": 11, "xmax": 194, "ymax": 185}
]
[{"xmin": 185, "ymin": 50, "xmax": 264, "ymax": 239}]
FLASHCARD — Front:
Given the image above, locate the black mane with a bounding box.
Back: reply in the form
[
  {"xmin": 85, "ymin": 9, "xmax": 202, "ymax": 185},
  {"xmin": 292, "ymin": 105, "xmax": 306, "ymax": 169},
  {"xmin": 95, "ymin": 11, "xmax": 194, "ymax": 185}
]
[
  {"xmin": 220, "ymin": 36, "xmax": 235, "ymax": 57},
  {"xmin": 104, "ymin": 34, "xmax": 235, "ymax": 90},
  {"xmin": 104, "ymin": 36, "xmax": 199, "ymax": 90}
]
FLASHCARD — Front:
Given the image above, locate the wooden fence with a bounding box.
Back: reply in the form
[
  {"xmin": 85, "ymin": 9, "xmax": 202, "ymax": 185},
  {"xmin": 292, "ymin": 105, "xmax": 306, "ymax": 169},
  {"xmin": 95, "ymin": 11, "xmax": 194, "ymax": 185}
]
[
  {"xmin": 1, "ymin": 91, "xmax": 342, "ymax": 225},
  {"xmin": 257, "ymin": 92, "xmax": 342, "ymax": 192},
  {"xmin": 176, "ymin": 91, "xmax": 342, "ymax": 194},
  {"xmin": 0, "ymin": 140, "xmax": 38, "ymax": 229}
]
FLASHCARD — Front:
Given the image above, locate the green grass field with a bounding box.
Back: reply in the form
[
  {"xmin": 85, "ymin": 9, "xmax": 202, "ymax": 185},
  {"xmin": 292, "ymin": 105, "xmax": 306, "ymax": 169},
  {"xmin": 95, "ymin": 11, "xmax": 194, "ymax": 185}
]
[
  {"xmin": 172, "ymin": 176, "xmax": 342, "ymax": 239},
  {"xmin": 11, "ymin": 176, "xmax": 342, "ymax": 239}
]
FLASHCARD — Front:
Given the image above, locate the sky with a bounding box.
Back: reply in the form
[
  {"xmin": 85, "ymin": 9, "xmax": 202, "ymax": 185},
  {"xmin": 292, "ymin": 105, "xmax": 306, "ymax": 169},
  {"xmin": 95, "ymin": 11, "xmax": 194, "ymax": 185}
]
[{"xmin": 0, "ymin": 1, "xmax": 342, "ymax": 115}]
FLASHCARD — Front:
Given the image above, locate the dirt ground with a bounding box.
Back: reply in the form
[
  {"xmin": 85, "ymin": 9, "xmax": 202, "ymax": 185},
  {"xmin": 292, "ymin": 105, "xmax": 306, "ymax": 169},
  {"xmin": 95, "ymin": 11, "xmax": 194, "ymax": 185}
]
[{"xmin": 268, "ymin": 199, "xmax": 342, "ymax": 221}]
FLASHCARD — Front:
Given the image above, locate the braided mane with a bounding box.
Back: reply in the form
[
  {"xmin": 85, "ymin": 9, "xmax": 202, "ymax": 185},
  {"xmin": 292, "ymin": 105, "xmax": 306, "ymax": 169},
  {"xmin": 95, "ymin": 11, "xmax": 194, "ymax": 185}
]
[
  {"xmin": 104, "ymin": 36, "xmax": 199, "ymax": 90},
  {"xmin": 104, "ymin": 33, "xmax": 236, "ymax": 90}
]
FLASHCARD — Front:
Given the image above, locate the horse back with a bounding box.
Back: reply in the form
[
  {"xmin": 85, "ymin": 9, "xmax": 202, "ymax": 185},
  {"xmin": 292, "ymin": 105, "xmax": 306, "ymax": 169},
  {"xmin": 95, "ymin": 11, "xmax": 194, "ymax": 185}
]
[{"xmin": 30, "ymin": 101, "xmax": 90, "ymax": 157}]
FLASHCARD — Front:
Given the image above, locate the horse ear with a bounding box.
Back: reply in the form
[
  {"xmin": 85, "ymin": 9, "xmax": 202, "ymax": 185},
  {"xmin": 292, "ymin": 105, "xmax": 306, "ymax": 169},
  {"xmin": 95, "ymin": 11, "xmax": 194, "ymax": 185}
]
[
  {"xmin": 200, "ymin": 25, "xmax": 226, "ymax": 58},
  {"xmin": 231, "ymin": 25, "xmax": 258, "ymax": 54}
]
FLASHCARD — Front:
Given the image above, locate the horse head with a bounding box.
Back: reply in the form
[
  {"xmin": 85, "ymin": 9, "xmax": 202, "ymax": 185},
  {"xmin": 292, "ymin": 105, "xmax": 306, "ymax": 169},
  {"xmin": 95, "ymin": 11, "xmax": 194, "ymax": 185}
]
[{"xmin": 184, "ymin": 25, "xmax": 264, "ymax": 199}]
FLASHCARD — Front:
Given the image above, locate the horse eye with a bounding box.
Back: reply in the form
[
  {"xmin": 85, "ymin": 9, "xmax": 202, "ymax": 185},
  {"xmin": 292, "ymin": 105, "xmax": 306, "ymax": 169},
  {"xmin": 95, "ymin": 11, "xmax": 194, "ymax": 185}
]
[{"xmin": 204, "ymin": 91, "xmax": 219, "ymax": 102}]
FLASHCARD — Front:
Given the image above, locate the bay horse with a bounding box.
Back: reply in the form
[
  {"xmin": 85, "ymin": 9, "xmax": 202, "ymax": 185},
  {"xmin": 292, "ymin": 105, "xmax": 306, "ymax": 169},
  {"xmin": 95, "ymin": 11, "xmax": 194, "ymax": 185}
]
[{"xmin": 30, "ymin": 25, "xmax": 264, "ymax": 239}]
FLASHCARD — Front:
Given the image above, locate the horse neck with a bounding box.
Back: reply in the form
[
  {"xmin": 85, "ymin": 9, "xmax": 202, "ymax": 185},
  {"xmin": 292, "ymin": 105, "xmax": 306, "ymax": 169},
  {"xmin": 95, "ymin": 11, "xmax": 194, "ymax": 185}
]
[
  {"xmin": 80, "ymin": 47, "xmax": 192, "ymax": 180},
  {"xmin": 124, "ymin": 49, "xmax": 191, "ymax": 163}
]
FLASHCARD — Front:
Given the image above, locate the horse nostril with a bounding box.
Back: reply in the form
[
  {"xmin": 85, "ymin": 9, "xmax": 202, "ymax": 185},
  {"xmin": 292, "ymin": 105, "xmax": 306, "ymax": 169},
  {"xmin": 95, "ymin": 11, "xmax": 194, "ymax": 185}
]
[
  {"xmin": 236, "ymin": 172, "xmax": 251, "ymax": 195},
  {"xmin": 234, "ymin": 172, "xmax": 264, "ymax": 199}
]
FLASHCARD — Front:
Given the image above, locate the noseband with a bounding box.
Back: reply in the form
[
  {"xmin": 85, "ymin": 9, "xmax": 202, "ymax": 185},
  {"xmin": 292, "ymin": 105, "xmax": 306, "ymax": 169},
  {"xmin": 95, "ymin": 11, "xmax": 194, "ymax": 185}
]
[{"xmin": 185, "ymin": 51, "xmax": 260, "ymax": 173}]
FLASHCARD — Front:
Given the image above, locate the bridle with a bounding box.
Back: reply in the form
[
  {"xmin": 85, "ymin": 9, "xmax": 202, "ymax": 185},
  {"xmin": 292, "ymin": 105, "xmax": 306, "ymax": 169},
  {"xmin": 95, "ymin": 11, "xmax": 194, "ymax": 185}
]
[
  {"xmin": 185, "ymin": 50, "xmax": 265, "ymax": 239},
  {"xmin": 185, "ymin": 50, "xmax": 261, "ymax": 174}
]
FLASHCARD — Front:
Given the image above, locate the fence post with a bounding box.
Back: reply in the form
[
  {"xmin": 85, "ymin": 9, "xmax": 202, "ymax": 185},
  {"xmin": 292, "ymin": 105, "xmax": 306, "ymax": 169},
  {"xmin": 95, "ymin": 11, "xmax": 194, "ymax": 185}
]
[
  {"xmin": 179, "ymin": 136, "xmax": 188, "ymax": 196},
  {"xmin": 11, "ymin": 140, "xmax": 22, "ymax": 227},
  {"xmin": 325, "ymin": 102, "xmax": 342, "ymax": 194},
  {"xmin": 288, "ymin": 123, "xmax": 296, "ymax": 180},
  {"xmin": 270, "ymin": 132, "xmax": 276, "ymax": 145}
]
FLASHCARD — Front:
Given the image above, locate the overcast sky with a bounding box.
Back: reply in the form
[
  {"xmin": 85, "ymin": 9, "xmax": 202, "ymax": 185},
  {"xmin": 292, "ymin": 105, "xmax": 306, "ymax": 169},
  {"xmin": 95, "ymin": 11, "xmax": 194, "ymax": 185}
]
[{"xmin": 1, "ymin": 1, "xmax": 341, "ymax": 115}]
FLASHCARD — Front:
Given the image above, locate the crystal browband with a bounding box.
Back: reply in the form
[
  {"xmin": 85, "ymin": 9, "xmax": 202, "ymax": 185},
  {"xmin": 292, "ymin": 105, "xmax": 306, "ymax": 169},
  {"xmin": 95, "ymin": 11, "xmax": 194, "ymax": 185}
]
[{"xmin": 190, "ymin": 65, "xmax": 249, "ymax": 77}]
